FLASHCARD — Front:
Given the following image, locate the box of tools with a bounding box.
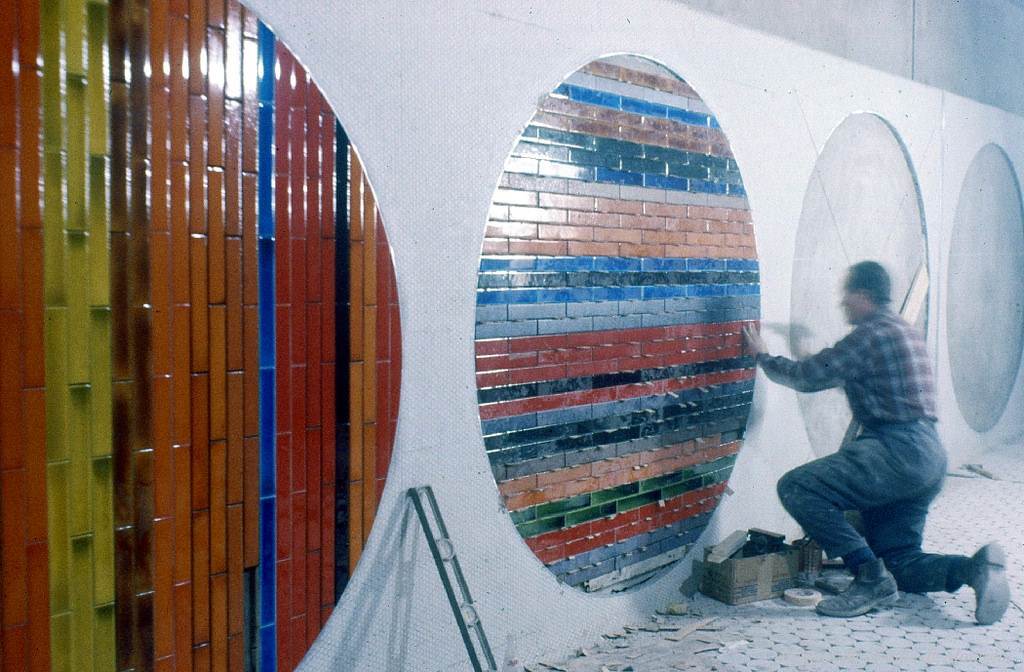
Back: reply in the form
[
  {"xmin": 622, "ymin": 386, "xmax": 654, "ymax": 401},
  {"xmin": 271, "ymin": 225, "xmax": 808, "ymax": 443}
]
[{"xmin": 700, "ymin": 528, "xmax": 801, "ymax": 605}]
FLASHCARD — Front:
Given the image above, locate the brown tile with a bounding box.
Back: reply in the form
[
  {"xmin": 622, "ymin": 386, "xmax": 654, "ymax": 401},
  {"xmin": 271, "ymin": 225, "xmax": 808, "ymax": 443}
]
[
  {"xmin": 209, "ymin": 304, "xmax": 226, "ymax": 440},
  {"xmin": 209, "ymin": 439, "xmax": 227, "ymax": 574},
  {"xmin": 190, "ymin": 374, "xmax": 210, "ymax": 511},
  {"xmin": 153, "ymin": 517, "xmax": 174, "ymax": 659},
  {"xmin": 191, "ymin": 510, "xmax": 210, "ymax": 644},
  {"xmin": 190, "ymin": 235, "xmax": 209, "ymax": 372},
  {"xmin": 172, "ymin": 445, "xmax": 192, "ymax": 585}
]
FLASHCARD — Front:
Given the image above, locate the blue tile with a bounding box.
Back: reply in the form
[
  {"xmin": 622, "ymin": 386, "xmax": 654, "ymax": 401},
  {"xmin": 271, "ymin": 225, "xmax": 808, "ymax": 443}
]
[
  {"xmin": 621, "ymin": 96, "xmax": 668, "ymax": 118},
  {"xmin": 595, "ymin": 167, "xmax": 643, "ymax": 186},
  {"xmin": 644, "ymin": 173, "xmax": 689, "ymax": 191},
  {"xmin": 259, "ymin": 624, "xmax": 277, "ymax": 672},
  {"xmin": 666, "ymin": 107, "xmax": 710, "ymax": 127},
  {"xmin": 566, "ymin": 84, "xmax": 622, "ymax": 109}
]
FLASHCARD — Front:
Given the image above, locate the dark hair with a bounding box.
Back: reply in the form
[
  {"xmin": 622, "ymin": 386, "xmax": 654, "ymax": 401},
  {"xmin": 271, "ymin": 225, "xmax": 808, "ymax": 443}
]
[{"xmin": 844, "ymin": 261, "xmax": 891, "ymax": 305}]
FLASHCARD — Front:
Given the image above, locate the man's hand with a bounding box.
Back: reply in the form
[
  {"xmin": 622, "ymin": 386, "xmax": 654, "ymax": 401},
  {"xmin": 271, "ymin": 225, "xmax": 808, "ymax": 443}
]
[{"xmin": 742, "ymin": 322, "xmax": 767, "ymax": 357}]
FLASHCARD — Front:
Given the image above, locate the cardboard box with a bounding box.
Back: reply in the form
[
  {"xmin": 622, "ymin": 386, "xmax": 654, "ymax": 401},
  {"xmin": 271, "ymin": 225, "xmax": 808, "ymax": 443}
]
[{"xmin": 699, "ymin": 530, "xmax": 800, "ymax": 605}]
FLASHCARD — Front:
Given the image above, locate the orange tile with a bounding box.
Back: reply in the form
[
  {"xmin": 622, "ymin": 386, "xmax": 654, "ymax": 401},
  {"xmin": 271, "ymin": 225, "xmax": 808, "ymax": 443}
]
[
  {"xmin": 190, "ymin": 235, "xmax": 209, "ymax": 372},
  {"xmin": 23, "ymin": 388, "xmax": 47, "ymax": 542},
  {"xmin": 172, "ymin": 445, "xmax": 192, "ymax": 585},
  {"xmin": 187, "ymin": 0, "xmax": 207, "ymax": 98},
  {"xmin": 190, "ymin": 374, "xmax": 210, "ymax": 511},
  {"xmin": 153, "ymin": 517, "xmax": 175, "ymax": 659},
  {"xmin": 207, "ymin": 170, "xmax": 225, "ymax": 304},
  {"xmin": 172, "ymin": 581, "xmax": 193, "ymax": 666},
  {"xmin": 225, "ymin": 239, "xmax": 243, "ymax": 371},
  {"xmin": 226, "ymin": 504, "xmax": 244, "ymax": 633},
  {"xmin": 152, "ymin": 379, "xmax": 173, "ymax": 519},
  {"xmin": 171, "ymin": 305, "xmax": 192, "ymax": 444},
  {"xmin": 226, "ymin": 372, "xmax": 244, "ymax": 505},
  {"xmin": 209, "ymin": 439, "xmax": 227, "ymax": 574},
  {"xmin": 168, "ymin": 17, "xmax": 189, "ymax": 162},
  {"xmin": 1, "ymin": 469, "xmax": 27, "ymax": 623},
  {"xmin": 242, "ymin": 436, "xmax": 259, "ymax": 568},
  {"xmin": 210, "ymin": 572, "xmax": 228, "ymax": 672},
  {"xmin": 191, "ymin": 509, "xmax": 210, "ymax": 644},
  {"xmin": 188, "ymin": 98, "xmax": 208, "ymax": 235},
  {"xmin": 209, "ymin": 304, "xmax": 226, "ymax": 440},
  {"xmin": 206, "ymin": 30, "xmax": 224, "ymax": 169}
]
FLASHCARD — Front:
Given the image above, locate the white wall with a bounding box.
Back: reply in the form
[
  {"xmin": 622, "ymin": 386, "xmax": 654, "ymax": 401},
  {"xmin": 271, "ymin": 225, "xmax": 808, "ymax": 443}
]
[{"xmin": 242, "ymin": 2, "xmax": 1024, "ymax": 669}]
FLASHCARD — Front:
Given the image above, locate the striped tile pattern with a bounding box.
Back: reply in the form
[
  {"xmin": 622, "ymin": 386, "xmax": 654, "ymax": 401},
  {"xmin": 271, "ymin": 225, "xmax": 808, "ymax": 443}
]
[{"xmin": 476, "ymin": 56, "xmax": 758, "ymax": 591}]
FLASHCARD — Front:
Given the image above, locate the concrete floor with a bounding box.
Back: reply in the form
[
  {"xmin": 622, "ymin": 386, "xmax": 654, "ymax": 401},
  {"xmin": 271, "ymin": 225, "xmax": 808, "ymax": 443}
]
[{"xmin": 531, "ymin": 446, "xmax": 1024, "ymax": 671}]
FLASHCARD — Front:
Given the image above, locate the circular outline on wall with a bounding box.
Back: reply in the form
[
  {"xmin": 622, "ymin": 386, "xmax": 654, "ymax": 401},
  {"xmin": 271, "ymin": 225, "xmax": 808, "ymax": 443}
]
[{"xmin": 475, "ymin": 54, "xmax": 759, "ymax": 593}]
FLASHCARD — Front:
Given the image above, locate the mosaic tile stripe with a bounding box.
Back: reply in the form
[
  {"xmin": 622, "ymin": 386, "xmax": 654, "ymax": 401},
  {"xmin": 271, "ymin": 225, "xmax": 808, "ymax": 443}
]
[
  {"xmin": 485, "ymin": 379, "xmax": 753, "ymax": 475},
  {"xmin": 510, "ymin": 452, "xmax": 736, "ymax": 536}
]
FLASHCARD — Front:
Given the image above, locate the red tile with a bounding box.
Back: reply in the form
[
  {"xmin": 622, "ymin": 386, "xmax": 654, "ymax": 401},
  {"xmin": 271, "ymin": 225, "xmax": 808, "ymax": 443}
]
[
  {"xmin": 1, "ymin": 469, "xmax": 27, "ymax": 624},
  {"xmin": 23, "ymin": 389, "xmax": 47, "ymax": 542},
  {"xmin": 19, "ymin": 228, "xmax": 44, "ymax": 387},
  {"xmin": 25, "ymin": 541, "xmax": 49, "ymax": 670}
]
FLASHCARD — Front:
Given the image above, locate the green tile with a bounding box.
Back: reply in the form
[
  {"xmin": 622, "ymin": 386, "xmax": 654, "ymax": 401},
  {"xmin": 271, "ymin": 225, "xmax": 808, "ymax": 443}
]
[
  {"xmin": 70, "ymin": 535, "xmax": 95, "ymax": 669},
  {"xmin": 94, "ymin": 603, "xmax": 116, "ymax": 671},
  {"xmin": 69, "ymin": 386, "xmax": 93, "ymax": 536},
  {"xmin": 45, "ymin": 308, "xmax": 69, "ymax": 461},
  {"xmin": 91, "ymin": 456, "xmax": 114, "ymax": 604},
  {"xmin": 591, "ymin": 481, "xmax": 639, "ymax": 504},
  {"xmin": 564, "ymin": 501, "xmax": 616, "ymax": 528},
  {"xmin": 50, "ymin": 611, "xmax": 72, "ymax": 672},
  {"xmin": 89, "ymin": 308, "xmax": 112, "ymax": 457},
  {"xmin": 86, "ymin": 3, "xmax": 108, "ymax": 157},
  {"xmin": 87, "ymin": 157, "xmax": 109, "ymax": 305},
  {"xmin": 516, "ymin": 515, "xmax": 565, "ymax": 539},
  {"xmin": 67, "ymin": 231, "xmax": 90, "ymax": 385},
  {"xmin": 43, "ymin": 152, "xmax": 66, "ymax": 305},
  {"xmin": 40, "ymin": 1, "xmax": 63, "ymax": 151},
  {"xmin": 536, "ymin": 492, "xmax": 591, "ymax": 519},
  {"xmin": 65, "ymin": 0, "xmax": 87, "ymax": 77},
  {"xmin": 47, "ymin": 460, "xmax": 71, "ymax": 612},
  {"xmin": 65, "ymin": 78, "xmax": 87, "ymax": 231},
  {"xmin": 614, "ymin": 490, "xmax": 662, "ymax": 514}
]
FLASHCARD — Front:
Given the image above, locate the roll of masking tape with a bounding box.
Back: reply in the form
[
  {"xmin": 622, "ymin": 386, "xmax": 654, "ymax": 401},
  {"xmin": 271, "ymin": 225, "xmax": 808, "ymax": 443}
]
[{"xmin": 783, "ymin": 587, "xmax": 821, "ymax": 606}]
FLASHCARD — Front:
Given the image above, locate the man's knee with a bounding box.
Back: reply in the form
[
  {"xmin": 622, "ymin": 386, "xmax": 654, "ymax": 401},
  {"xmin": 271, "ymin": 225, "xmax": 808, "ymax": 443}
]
[{"xmin": 776, "ymin": 467, "xmax": 804, "ymax": 513}]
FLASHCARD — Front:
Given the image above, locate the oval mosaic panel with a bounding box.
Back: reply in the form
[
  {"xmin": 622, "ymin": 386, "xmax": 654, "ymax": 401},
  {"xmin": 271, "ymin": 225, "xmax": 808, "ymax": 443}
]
[
  {"xmin": 947, "ymin": 143, "xmax": 1024, "ymax": 433},
  {"xmin": 475, "ymin": 55, "xmax": 759, "ymax": 592}
]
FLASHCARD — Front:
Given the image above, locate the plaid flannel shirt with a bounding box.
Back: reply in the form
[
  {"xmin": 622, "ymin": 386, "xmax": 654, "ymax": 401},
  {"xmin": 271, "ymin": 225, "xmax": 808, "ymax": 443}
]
[{"xmin": 756, "ymin": 308, "xmax": 937, "ymax": 426}]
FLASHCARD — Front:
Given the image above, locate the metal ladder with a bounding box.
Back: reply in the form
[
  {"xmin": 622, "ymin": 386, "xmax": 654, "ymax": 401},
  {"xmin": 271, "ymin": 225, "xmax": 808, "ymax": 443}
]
[{"xmin": 407, "ymin": 486, "xmax": 498, "ymax": 672}]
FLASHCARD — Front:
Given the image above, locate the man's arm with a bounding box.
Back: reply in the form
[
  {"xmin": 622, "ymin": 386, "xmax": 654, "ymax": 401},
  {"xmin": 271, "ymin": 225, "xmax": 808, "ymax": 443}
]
[{"xmin": 742, "ymin": 322, "xmax": 850, "ymax": 392}]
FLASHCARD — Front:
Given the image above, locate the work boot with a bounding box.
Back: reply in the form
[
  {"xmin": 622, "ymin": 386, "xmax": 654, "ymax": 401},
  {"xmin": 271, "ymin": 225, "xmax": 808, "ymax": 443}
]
[
  {"xmin": 816, "ymin": 559, "xmax": 898, "ymax": 618},
  {"xmin": 969, "ymin": 542, "xmax": 1010, "ymax": 625}
]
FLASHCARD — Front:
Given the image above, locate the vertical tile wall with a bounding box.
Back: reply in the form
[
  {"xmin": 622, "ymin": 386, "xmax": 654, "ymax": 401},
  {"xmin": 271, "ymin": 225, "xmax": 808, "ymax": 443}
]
[
  {"xmin": 476, "ymin": 56, "xmax": 759, "ymax": 592},
  {"xmin": 42, "ymin": 0, "xmax": 116, "ymax": 670},
  {"xmin": 0, "ymin": 1, "xmax": 401, "ymax": 670},
  {"xmin": 271, "ymin": 41, "xmax": 339, "ymax": 671},
  {"xmin": 343, "ymin": 149, "xmax": 402, "ymax": 579},
  {"xmin": 0, "ymin": 2, "xmax": 50, "ymax": 671}
]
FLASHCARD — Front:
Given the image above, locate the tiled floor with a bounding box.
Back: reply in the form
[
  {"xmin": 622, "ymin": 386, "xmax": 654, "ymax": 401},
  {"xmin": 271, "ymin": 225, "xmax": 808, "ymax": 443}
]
[{"xmin": 534, "ymin": 446, "xmax": 1024, "ymax": 671}]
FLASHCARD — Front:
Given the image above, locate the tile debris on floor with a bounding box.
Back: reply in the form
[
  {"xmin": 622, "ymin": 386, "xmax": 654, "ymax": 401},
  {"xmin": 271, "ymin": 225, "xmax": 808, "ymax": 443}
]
[{"xmin": 529, "ymin": 453, "xmax": 1024, "ymax": 671}]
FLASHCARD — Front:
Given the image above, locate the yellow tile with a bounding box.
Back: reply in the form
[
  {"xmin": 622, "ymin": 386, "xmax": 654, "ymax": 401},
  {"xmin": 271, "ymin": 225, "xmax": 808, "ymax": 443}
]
[
  {"xmin": 47, "ymin": 460, "xmax": 71, "ymax": 612},
  {"xmin": 91, "ymin": 456, "xmax": 114, "ymax": 604},
  {"xmin": 89, "ymin": 308, "xmax": 112, "ymax": 458},
  {"xmin": 86, "ymin": 4, "xmax": 108, "ymax": 157},
  {"xmin": 50, "ymin": 611, "xmax": 72, "ymax": 672},
  {"xmin": 45, "ymin": 308, "xmax": 69, "ymax": 461},
  {"xmin": 70, "ymin": 535, "xmax": 95, "ymax": 667},
  {"xmin": 88, "ymin": 157, "xmax": 109, "ymax": 306},
  {"xmin": 40, "ymin": 2, "xmax": 63, "ymax": 152},
  {"xmin": 43, "ymin": 152, "xmax": 66, "ymax": 306},
  {"xmin": 65, "ymin": 0, "xmax": 87, "ymax": 77},
  {"xmin": 65, "ymin": 79, "xmax": 87, "ymax": 231},
  {"xmin": 94, "ymin": 603, "xmax": 116, "ymax": 671},
  {"xmin": 67, "ymin": 231, "xmax": 90, "ymax": 385},
  {"xmin": 69, "ymin": 386, "xmax": 92, "ymax": 536}
]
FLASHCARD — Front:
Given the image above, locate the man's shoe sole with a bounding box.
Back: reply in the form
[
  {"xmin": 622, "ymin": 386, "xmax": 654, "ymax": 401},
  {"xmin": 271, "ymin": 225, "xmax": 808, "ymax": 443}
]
[
  {"xmin": 815, "ymin": 591, "xmax": 898, "ymax": 618},
  {"xmin": 974, "ymin": 543, "xmax": 1010, "ymax": 625}
]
